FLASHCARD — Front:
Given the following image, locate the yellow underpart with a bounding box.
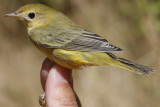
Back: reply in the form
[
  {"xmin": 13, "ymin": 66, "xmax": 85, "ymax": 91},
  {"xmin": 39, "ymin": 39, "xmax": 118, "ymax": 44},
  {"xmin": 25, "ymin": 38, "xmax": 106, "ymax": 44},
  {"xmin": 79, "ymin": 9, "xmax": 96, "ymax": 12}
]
[
  {"xmin": 51, "ymin": 49, "xmax": 116, "ymax": 69},
  {"xmin": 31, "ymin": 39, "xmax": 123, "ymax": 69}
]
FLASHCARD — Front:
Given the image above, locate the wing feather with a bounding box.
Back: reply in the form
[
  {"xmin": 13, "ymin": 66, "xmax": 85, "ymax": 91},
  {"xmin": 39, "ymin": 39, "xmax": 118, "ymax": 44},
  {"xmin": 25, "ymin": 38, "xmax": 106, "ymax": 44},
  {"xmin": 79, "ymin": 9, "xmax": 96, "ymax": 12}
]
[
  {"xmin": 63, "ymin": 31, "xmax": 123, "ymax": 52},
  {"xmin": 30, "ymin": 27, "xmax": 123, "ymax": 52}
]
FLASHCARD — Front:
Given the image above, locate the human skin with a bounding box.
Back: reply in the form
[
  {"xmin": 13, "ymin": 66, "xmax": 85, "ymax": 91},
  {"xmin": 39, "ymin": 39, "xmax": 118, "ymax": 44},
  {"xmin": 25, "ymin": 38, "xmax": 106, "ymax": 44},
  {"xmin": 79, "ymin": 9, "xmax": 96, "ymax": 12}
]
[{"xmin": 40, "ymin": 58, "xmax": 81, "ymax": 107}]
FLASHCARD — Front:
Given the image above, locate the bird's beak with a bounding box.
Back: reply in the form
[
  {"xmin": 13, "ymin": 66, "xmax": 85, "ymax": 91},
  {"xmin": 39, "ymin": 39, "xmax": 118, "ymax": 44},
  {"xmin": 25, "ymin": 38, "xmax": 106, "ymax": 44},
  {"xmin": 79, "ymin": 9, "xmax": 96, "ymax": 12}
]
[{"xmin": 4, "ymin": 12, "xmax": 20, "ymax": 18}]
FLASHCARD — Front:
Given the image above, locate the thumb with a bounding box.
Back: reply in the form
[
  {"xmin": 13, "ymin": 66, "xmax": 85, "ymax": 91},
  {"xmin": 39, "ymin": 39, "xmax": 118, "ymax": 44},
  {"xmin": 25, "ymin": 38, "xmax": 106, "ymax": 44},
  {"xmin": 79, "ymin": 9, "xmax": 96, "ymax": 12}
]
[{"xmin": 45, "ymin": 64, "xmax": 78, "ymax": 107}]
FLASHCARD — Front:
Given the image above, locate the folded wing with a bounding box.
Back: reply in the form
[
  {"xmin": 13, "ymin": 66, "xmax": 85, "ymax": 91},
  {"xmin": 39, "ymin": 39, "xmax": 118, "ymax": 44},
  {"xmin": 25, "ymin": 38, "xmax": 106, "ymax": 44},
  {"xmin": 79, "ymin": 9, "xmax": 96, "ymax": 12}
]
[{"xmin": 30, "ymin": 27, "xmax": 123, "ymax": 52}]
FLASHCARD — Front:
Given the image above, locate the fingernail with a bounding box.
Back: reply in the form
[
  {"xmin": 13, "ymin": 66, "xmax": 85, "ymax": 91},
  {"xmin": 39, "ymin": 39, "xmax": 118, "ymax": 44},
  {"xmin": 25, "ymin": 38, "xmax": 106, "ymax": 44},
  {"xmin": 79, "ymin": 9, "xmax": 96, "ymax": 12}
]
[{"xmin": 50, "ymin": 68, "xmax": 67, "ymax": 83}]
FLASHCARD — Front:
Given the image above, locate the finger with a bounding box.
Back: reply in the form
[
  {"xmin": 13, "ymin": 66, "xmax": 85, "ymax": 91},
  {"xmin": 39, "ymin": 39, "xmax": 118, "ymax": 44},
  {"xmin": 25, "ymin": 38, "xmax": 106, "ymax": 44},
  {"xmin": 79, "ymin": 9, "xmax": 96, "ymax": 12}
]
[
  {"xmin": 40, "ymin": 58, "xmax": 54, "ymax": 91},
  {"xmin": 45, "ymin": 64, "xmax": 78, "ymax": 107},
  {"xmin": 40, "ymin": 58, "xmax": 72, "ymax": 90}
]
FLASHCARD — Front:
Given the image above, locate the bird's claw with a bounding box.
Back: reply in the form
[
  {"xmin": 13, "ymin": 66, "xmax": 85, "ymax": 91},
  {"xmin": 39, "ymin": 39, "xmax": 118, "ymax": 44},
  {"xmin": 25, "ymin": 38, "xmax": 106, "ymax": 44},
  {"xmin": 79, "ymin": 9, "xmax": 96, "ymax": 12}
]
[{"xmin": 39, "ymin": 93, "xmax": 46, "ymax": 107}]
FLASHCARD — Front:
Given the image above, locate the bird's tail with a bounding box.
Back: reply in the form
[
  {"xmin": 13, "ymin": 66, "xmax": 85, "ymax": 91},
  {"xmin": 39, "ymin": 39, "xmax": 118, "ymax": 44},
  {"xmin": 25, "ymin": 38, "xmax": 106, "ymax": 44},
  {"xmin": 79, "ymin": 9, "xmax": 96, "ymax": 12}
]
[{"xmin": 107, "ymin": 53, "xmax": 154, "ymax": 75}]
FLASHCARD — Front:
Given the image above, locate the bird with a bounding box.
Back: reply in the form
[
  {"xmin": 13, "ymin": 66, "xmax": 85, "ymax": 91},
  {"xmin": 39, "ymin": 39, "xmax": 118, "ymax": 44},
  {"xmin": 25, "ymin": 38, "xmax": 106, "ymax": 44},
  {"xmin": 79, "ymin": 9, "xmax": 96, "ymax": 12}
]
[{"xmin": 5, "ymin": 3, "xmax": 154, "ymax": 75}]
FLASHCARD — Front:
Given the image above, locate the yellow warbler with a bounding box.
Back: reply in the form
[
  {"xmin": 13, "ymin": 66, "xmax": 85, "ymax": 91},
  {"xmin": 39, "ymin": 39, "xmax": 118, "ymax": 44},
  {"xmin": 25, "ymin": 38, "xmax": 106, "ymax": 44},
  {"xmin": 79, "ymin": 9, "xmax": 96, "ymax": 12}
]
[{"xmin": 5, "ymin": 3, "xmax": 154, "ymax": 75}]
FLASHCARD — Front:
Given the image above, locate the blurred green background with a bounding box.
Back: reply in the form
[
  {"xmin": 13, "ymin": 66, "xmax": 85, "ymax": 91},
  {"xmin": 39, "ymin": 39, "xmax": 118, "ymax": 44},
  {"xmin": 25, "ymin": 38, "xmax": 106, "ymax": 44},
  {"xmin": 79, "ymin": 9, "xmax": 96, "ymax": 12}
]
[{"xmin": 0, "ymin": 0, "xmax": 160, "ymax": 107}]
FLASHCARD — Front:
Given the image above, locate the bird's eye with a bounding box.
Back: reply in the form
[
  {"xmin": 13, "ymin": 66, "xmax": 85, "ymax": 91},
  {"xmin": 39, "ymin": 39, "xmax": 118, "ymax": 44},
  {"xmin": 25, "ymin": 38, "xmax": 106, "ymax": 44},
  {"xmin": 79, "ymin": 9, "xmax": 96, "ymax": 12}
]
[{"xmin": 28, "ymin": 12, "xmax": 35, "ymax": 19}]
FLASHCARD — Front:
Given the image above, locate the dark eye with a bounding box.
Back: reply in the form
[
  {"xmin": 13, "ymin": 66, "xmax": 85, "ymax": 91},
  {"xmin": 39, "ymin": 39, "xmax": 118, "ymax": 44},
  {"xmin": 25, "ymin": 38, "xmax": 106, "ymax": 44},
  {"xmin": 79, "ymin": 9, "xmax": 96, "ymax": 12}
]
[{"xmin": 28, "ymin": 12, "xmax": 35, "ymax": 19}]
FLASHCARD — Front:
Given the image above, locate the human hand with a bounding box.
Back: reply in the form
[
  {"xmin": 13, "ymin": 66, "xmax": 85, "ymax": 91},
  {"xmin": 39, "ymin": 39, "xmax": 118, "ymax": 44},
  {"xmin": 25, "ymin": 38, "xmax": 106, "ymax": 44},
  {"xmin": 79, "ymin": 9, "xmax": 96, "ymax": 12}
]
[{"xmin": 40, "ymin": 58, "xmax": 81, "ymax": 107}]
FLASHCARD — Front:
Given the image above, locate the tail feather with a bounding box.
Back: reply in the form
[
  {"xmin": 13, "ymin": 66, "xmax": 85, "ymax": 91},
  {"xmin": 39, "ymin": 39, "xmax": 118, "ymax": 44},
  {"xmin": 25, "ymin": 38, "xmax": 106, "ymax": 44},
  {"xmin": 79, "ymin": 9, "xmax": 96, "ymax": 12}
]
[
  {"xmin": 107, "ymin": 53, "xmax": 154, "ymax": 75},
  {"xmin": 117, "ymin": 57, "xmax": 154, "ymax": 75}
]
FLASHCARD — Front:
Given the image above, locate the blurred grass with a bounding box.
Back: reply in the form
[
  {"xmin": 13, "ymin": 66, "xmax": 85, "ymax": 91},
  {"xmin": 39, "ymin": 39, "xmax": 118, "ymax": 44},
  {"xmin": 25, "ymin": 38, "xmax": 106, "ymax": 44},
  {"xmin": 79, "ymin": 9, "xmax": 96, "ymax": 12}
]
[{"xmin": 0, "ymin": 0, "xmax": 160, "ymax": 107}]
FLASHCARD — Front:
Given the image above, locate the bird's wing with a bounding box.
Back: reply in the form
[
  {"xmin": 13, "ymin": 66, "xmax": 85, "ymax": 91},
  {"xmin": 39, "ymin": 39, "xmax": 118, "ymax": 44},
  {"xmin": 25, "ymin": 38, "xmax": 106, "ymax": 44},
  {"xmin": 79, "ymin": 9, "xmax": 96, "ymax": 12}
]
[
  {"xmin": 30, "ymin": 28, "xmax": 123, "ymax": 52},
  {"xmin": 63, "ymin": 31, "xmax": 123, "ymax": 52}
]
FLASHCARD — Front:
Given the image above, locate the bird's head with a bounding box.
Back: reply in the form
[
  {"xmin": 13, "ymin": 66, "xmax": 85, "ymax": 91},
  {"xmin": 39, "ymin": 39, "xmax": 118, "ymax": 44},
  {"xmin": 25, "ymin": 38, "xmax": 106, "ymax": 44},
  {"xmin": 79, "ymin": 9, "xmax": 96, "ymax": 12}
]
[{"xmin": 5, "ymin": 4, "xmax": 57, "ymax": 30}]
